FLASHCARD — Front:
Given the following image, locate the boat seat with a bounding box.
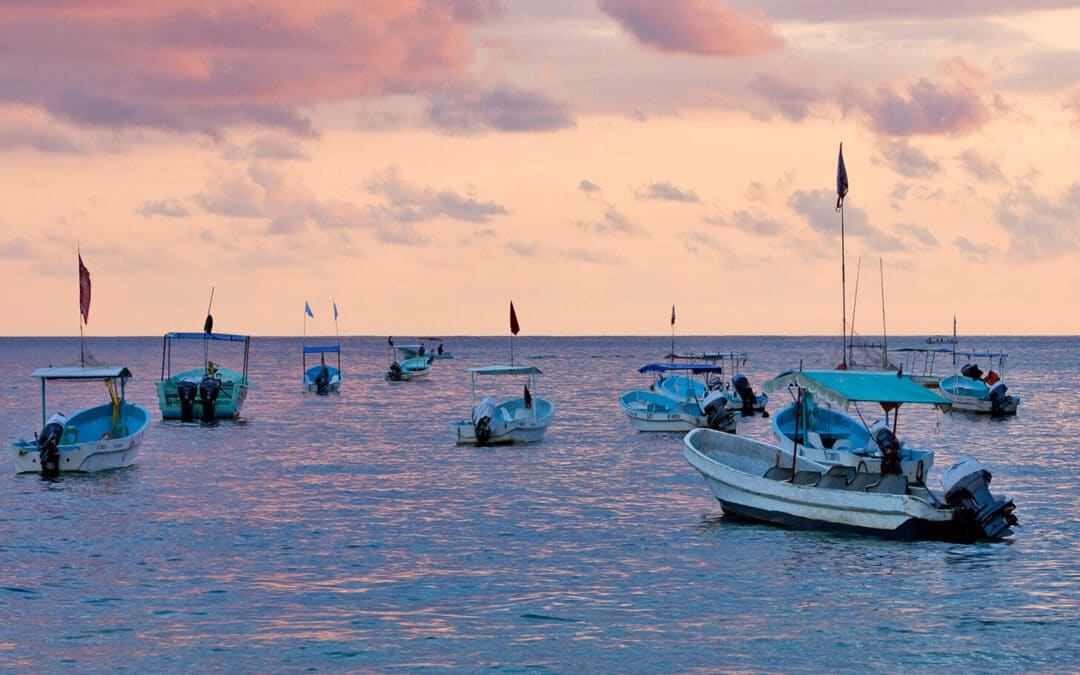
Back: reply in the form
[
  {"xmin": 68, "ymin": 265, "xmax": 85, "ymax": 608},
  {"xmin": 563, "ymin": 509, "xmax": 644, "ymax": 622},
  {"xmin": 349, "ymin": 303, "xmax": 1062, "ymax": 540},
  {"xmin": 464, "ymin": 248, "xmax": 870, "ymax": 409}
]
[
  {"xmin": 866, "ymin": 474, "xmax": 909, "ymax": 495},
  {"xmin": 500, "ymin": 408, "xmax": 514, "ymax": 423},
  {"xmin": 60, "ymin": 425, "xmax": 79, "ymax": 445},
  {"xmin": 815, "ymin": 474, "xmax": 850, "ymax": 490},
  {"xmin": 833, "ymin": 438, "xmax": 854, "ymax": 451},
  {"xmin": 806, "ymin": 431, "xmax": 825, "ymax": 448},
  {"xmin": 846, "ymin": 473, "xmax": 880, "ymax": 492},
  {"xmin": 763, "ymin": 467, "xmax": 792, "ymax": 481},
  {"xmin": 794, "ymin": 470, "xmax": 821, "ymax": 485}
]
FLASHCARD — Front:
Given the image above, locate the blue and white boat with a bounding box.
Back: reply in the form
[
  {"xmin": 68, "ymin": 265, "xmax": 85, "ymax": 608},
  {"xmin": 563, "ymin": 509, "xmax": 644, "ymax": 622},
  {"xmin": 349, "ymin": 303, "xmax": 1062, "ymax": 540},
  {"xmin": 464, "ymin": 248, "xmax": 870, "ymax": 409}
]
[
  {"xmin": 398, "ymin": 338, "xmax": 453, "ymax": 360},
  {"xmin": 939, "ymin": 356, "xmax": 1019, "ymax": 416},
  {"xmin": 763, "ymin": 370, "xmax": 945, "ymax": 485},
  {"xmin": 157, "ymin": 332, "xmax": 251, "ymax": 420},
  {"xmin": 9, "ymin": 366, "xmax": 151, "ymax": 475},
  {"xmin": 621, "ymin": 364, "xmax": 736, "ymax": 433},
  {"xmin": 660, "ymin": 353, "xmax": 768, "ymax": 416},
  {"xmin": 303, "ymin": 346, "xmax": 341, "ymax": 394},
  {"xmin": 386, "ymin": 347, "xmax": 433, "ymax": 382},
  {"xmin": 452, "ymin": 366, "xmax": 554, "ymax": 445}
]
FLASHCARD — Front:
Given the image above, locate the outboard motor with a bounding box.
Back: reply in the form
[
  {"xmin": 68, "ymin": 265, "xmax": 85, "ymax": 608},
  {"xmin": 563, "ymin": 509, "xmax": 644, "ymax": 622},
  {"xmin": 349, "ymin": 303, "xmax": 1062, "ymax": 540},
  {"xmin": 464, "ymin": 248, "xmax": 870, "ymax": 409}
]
[
  {"xmin": 961, "ymin": 363, "xmax": 984, "ymax": 381},
  {"xmin": 988, "ymin": 382, "xmax": 1010, "ymax": 416},
  {"xmin": 732, "ymin": 374, "xmax": 758, "ymax": 417},
  {"xmin": 869, "ymin": 420, "xmax": 902, "ymax": 475},
  {"xmin": 387, "ymin": 361, "xmax": 404, "ymax": 381},
  {"xmin": 473, "ymin": 396, "xmax": 496, "ymax": 447},
  {"xmin": 314, "ymin": 366, "xmax": 331, "ymax": 395},
  {"xmin": 177, "ymin": 376, "xmax": 198, "ymax": 422},
  {"xmin": 199, "ymin": 375, "xmax": 221, "ymax": 421},
  {"xmin": 701, "ymin": 391, "xmax": 736, "ymax": 433},
  {"xmin": 37, "ymin": 413, "xmax": 65, "ymax": 478},
  {"xmin": 941, "ymin": 456, "xmax": 1018, "ymax": 539}
]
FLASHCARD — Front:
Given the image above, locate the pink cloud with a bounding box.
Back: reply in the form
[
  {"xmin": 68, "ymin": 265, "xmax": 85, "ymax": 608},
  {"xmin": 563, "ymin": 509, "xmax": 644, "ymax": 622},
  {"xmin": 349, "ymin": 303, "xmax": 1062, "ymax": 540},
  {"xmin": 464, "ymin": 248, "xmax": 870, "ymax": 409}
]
[
  {"xmin": 0, "ymin": 1, "xmax": 481, "ymax": 135},
  {"xmin": 598, "ymin": 0, "xmax": 783, "ymax": 57}
]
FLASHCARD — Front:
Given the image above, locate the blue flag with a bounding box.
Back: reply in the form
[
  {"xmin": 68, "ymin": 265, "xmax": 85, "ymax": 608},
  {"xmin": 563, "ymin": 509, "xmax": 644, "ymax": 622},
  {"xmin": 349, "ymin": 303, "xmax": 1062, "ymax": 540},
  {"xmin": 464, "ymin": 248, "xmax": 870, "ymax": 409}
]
[
  {"xmin": 304, "ymin": 301, "xmax": 314, "ymax": 318},
  {"xmin": 333, "ymin": 301, "xmax": 339, "ymax": 321}
]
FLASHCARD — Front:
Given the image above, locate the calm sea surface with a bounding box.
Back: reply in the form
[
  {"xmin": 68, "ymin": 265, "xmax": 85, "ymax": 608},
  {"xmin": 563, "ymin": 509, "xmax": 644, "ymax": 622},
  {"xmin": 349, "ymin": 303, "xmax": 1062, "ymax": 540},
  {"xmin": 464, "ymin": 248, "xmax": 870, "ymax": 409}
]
[{"xmin": 1, "ymin": 335, "xmax": 1077, "ymax": 672}]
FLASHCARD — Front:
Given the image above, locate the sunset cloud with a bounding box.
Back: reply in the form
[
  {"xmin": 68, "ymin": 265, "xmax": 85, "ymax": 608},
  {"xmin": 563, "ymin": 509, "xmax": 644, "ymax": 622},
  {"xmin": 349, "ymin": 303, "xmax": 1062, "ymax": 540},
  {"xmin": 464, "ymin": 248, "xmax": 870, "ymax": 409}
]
[
  {"xmin": 599, "ymin": 0, "xmax": 783, "ymax": 57},
  {"xmin": 635, "ymin": 181, "xmax": 701, "ymax": 203},
  {"xmin": 995, "ymin": 182, "xmax": 1080, "ymax": 259},
  {"xmin": 879, "ymin": 140, "xmax": 941, "ymax": 178},
  {"xmin": 0, "ymin": 2, "xmax": 479, "ymax": 136},
  {"xmin": 427, "ymin": 84, "xmax": 574, "ymax": 133},
  {"xmin": 365, "ymin": 166, "xmax": 509, "ymax": 223}
]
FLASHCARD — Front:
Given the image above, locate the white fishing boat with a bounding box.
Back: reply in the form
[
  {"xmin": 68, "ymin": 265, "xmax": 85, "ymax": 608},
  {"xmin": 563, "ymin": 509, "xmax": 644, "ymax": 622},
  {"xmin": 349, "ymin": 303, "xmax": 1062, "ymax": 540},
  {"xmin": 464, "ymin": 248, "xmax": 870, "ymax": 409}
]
[
  {"xmin": 451, "ymin": 366, "xmax": 554, "ymax": 445},
  {"xmin": 621, "ymin": 363, "xmax": 736, "ymax": 433},
  {"xmin": 663, "ymin": 352, "xmax": 769, "ymax": 416},
  {"xmin": 939, "ymin": 356, "xmax": 1019, "ymax": 416},
  {"xmin": 682, "ymin": 428, "xmax": 1017, "ymax": 541},
  {"xmin": 763, "ymin": 370, "xmax": 943, "ymax": 485},
  {"xmin": 9, "ymin": 366, "xmax": 150, "ymax": 476}
]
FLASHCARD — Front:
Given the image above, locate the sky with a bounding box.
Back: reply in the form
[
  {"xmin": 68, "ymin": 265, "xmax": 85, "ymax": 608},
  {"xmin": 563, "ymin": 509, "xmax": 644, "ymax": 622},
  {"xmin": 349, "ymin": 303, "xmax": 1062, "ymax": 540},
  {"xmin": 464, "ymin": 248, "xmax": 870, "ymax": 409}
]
[{"xmin": 2, "ymin": 0, "xmax": 1080, "ymax": 337}]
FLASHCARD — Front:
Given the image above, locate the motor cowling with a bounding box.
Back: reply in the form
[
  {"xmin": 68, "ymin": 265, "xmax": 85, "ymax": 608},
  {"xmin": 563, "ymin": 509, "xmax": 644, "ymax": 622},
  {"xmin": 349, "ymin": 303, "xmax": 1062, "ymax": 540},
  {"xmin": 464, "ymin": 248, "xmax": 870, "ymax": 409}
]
[
  {"xmin": 961, "ymin": 363, "xmax": 984, "ymax": 381},
  {"xmin": 388, "ymin": 362, "xmax": 403, "ymax": 381},
  {"xmin": 702, "ymin": 391, "xmax": 736, "ymax": 433},
  {"xmin": 732, "ymin": 374, "xmax": 757, "ymax": 417},
  {"xmin": 941, "ymin": 456, "xmax": 1017, "ymax": 539},
  {"xmin": 869, "ymin": 420, "xmax": 902, "ymax": 475},
  {"xmin": 177, "ymin": 377, "xmax": 198, "ymax": 422},
  {"xmin": 988, "ymin": 382, "xmax": 1010, "ymax": 416},
  {"xmin": 473, "ymin": 397, "xmax": 497, "ymax": 446},
  {"xmin": 37, "ymin": 414, "xmax": 65, "ymax": 478},
  {"xmin": 199, "ymin": 376, "xmax": 221, "ymax": 421},
  {"xmin": 315, "ymin": 366, "xmax": 331, "ymax": 395}
]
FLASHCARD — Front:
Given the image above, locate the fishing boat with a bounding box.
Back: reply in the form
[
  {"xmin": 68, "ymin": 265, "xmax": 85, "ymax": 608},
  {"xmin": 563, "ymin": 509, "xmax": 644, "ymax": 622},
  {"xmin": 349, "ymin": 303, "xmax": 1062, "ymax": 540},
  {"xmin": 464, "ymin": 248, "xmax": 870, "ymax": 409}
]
[
  {"xmin": 157, "ymin": 331, "xmax": 251, "ymax": 420},
  {"xmin": 763, "ymin": 370, "xmax": 943, "ymax": 485},
  {"xmin": 9, "ymin": 366, "xmax": 151, "ymax": 475},
  {"xmin": 683, "ymin": 427, "xmax": 1017, "ymax": 541},
  {"xmin": 939, "ymin": 355, "xmax": 1019, "ymax": 416},
  {"xmin": 891, "ymin": 346, "xmax": 951, "ymax": 388},
  {"xmin": 385, "ymin": 347, "xmax": 433, "ymax": 381},
  {"xmin": 399, "ymin": 338, "xmax": 453, "ymax": 359},
  {"xmin": 302, "ymin": 301, "xmax": 342, "ymax": 394},
  {"xmin": 451, "ymin": 366, "xmax": 554, "ymax": 445},
  {"xmin": 303, "ymin": 346, "xmax": 342, "ymax": 394},
  {"xmin": 663, "ymin": 351, "xmax": 769, "ymax": 416},
  {"xmin": 621, "ymin": 363, "xmax": 736, "ymax": 433}
]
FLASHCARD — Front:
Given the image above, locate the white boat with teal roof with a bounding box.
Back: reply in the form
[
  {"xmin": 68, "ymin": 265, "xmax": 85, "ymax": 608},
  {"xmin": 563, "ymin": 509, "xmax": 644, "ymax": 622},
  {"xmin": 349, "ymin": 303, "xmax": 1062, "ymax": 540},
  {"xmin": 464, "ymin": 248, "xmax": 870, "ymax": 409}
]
[
  {"xmin": 452, "ymin": 366, "xmax": 554, "ymax": 445},
  {"xmin": 157, "ymin": 331, "xmax": 251, "ymax": 420}
]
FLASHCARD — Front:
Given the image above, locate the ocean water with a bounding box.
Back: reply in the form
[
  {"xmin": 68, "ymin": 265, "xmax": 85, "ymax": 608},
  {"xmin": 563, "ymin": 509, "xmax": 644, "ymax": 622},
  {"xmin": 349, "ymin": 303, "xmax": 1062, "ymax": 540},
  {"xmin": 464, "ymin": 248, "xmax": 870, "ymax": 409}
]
[{"xmin": 1, "ymin": 335, "xmax": 1077, "ymax": 672}]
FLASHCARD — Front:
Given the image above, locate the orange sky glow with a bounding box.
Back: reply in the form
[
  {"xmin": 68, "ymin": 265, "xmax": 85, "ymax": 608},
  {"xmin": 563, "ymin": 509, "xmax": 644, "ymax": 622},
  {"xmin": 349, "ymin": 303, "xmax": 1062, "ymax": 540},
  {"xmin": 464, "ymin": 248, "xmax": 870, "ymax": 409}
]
[{"xmin": 2, "ymin": 1, "xmax": 1079, "ymax": 337}]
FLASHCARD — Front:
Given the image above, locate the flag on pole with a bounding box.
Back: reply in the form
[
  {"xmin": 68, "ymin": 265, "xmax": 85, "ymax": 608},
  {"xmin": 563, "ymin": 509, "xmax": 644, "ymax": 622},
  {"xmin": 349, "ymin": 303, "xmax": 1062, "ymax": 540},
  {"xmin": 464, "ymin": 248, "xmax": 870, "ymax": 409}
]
[
  {"xmin": 78, "ymin": 252, "xmax": 91, "ymax": 325},
  {"xmin": 304, "ymin": 301, "xmax": 314, "ymax": 318},
  {"xmin": 333, "ymin": 301, "xmax": 339, "ymax": 321},
  {"xmin": 836, "ymin": 142, "xmax": 849, "ymax": 211},
  {"xmin": 671, "ymin": 304, "xmax": 676, "ymax": 326},
  {"xmin": 510, "ymin": 301, "xmax": 520, "ymax": 336}
]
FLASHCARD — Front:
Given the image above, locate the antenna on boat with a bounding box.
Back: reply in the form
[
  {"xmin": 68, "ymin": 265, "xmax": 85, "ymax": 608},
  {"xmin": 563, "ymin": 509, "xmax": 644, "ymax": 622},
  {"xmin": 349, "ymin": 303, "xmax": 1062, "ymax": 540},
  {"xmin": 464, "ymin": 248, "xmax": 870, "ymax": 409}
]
[
  {"xmin": 880, "ymin": 258, "xmax": 888, "ymax": 363},
  {"xmin": 203, "ymin": 286, "xmax": 215, "ymax": 373},
  {"xmin": 836, "ymin": 143, "xmax": 849, "ymax": 369}
]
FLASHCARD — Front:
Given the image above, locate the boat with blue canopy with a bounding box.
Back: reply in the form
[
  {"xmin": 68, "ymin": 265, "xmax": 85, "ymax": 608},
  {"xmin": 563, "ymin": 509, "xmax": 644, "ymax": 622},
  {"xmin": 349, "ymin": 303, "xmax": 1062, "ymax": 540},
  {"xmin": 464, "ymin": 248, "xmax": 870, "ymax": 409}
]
[
  {"xmin": 303, "ymin": 345, "xmax": 341, "ymax": 394},
  {"xmin": 663, "ymin": 351, "xmax": 769, "ymax": 415},
  {"xmin": 620, "ymin": 363, "xmax": 735, "ymax": 433},
  {"xmin": 9, "ymin": 366, "xmax": 150, "ymax": 475},
  {"xmin": 451, "ymin": 365, "xmax": 554, "ymax": 445},
  {"xmin": 157, "ymin": 331, "xmax": 251, "ymax": 420},
  {"xmin": 763, "ymin": 370, "xmax": 947, "ymax": 484},
  {"xmin": 938, "ymin": 352, "xmax": 1019, "ymax": 416}
]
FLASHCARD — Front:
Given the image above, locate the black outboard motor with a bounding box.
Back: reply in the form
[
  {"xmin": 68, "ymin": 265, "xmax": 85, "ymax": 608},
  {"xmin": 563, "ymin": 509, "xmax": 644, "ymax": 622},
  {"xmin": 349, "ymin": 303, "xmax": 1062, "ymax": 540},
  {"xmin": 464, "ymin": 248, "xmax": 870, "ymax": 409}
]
[
  {"xmin": 941, "ymin": 456, "xmax": 1018, "ymax": 539},
  {"xmin": 732, "ymin": 374, "xmax": 758, "ymax": 417},
  {"xmin": 314, "ymin": 366, "xmax": 331, "ymax": 395},
  {"xmin": 177, "ymin": 377, "xmax": 198, "ymax": 422},
  {"xmin": 870, "ymin": 420, "xmax": 903, "ymax": 475},
  {"xmin": 387, "ymin": 361, "xmax": 404, "ymax": 381},
  {"xmin": 199, "ymin": 375, "xmax": 221, "ymax": 421},
  {"xmin": 474, "ymin": 416, "xmax": 492, "ymax": 447},
  {"xmin": 38, "ymin": 415, "xmax": 65, "ymax": 478},
  {"xmin": 988, "ymin": 382, "xmax": 1010, "ymax": 416},
  {"xmin": 961, "ymin": 363, "xmax": 983, "ymax": 381},
  {"xmin": 702, "ymin": 391, "xmax": 736, "ymax": 433}
]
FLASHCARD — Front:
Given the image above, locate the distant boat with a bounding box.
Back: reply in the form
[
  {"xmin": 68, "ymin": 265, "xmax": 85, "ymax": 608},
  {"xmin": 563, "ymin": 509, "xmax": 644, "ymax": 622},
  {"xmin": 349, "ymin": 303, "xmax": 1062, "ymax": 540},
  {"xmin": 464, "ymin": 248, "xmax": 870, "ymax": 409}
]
[
  {"xmin": 303, "ymin": 346, "xmax": 341, "ymax": 394},
  {"xmin": 385, "ymin": 345, "xmax": 433, "ymax": 382},
  {"xmin": 9, "ymin": 366, "xmax": 151, "ymax": 475},
  {"xmin": 157, "ymin": 331, "xmax": 251, "ymax": 420},
  {"xmin": 451, "ymin": 366, "xmax": 554, "ymax": 445},
  {"xmin": 621, "ymin": 363, "xmax": 735, "ymax": 433},
  {"xmin": 939, "ymin": 357, "xmax": 1019, "ymax": 416},
  {"xmin": 664, "ymin": 351, "xmax": 768, "ymax": 416}
]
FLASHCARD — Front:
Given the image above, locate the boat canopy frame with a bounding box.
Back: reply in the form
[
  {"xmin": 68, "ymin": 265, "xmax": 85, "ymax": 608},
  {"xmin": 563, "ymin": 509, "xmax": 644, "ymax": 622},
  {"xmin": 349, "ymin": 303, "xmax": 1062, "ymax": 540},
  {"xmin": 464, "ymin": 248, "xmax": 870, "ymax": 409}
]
[
  {"xmin": 465, "ymin": 365, "xmax": 542, "ymax": 409},
  {"xmin": 160, "ymin": 332, "xmax": 251, "ymax": 382},
  {"xmin": 29, "ymin": 366, "xmax": 133, "ymax": 428}
]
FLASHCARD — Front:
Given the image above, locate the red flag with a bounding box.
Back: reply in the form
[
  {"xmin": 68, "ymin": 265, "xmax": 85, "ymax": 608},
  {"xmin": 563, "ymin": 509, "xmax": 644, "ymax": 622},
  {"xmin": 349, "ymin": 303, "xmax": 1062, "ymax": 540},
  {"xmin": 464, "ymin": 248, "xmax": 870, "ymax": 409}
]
[
  {"xmin": 509, "ymin": 301, "xmax": 520, "ymax": 336},
  {"xmin": 78, "ymin": 253, "xmax": 91, "ymax": 325}
]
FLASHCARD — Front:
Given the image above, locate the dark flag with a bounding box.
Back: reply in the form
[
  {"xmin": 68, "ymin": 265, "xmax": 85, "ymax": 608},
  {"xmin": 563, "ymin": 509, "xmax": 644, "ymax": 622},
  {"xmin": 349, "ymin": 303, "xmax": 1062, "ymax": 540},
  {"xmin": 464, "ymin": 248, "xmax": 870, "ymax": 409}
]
[
  {"xmin": 78, "ymin": 252, "xmax": 91, "ymax": 325},
  {"xmin": 836, "ymin": 142, "xmax": 849, "ymax": 211},
  {"xmin": 671, "ymin": 304, "xmax": 676, "ymax": 326},
  {"xmin": 510, "ymin": 302, "xmax": 520, "ymax": 336},
  {"xmin": 388, "ymin": 336, "xmax": 394, "ymax": 346},
  {"xmin": 203, "ymin": 314, "xmax": 213, "ymax": 334}
]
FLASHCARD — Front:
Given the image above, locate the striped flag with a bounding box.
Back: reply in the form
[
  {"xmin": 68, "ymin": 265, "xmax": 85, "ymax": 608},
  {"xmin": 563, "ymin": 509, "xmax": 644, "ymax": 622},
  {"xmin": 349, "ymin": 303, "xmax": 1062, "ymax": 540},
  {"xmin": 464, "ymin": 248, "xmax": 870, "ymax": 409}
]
[{"xmin": 78, "ymin": 252, "xmax": 91, "ymax": 325}]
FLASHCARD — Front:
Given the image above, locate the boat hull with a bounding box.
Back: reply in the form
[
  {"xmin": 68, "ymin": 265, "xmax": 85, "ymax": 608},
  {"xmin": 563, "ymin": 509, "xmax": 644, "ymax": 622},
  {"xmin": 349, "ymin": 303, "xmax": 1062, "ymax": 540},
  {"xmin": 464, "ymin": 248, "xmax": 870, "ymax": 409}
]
[
  {"xmin": 452, "ymin": 398, "xmax": 554, "ymax": 445},
  {"xmin": 157, "ymin": 368, "xmax": 249, "ymax": 419},
  {"xmin": 682, "ymin": 429, "xmax": 991, "ymax": 542},
  {"xmin": 620, "ymin": 390, "xmax": 706, "ymax": 432},
  {"xmin": 303, "ymin": 365, "xmax": 341, "ymax": 393},
  {"xmin": 9, "ymin": 402, "xmax": 150, "ymax": 474}
]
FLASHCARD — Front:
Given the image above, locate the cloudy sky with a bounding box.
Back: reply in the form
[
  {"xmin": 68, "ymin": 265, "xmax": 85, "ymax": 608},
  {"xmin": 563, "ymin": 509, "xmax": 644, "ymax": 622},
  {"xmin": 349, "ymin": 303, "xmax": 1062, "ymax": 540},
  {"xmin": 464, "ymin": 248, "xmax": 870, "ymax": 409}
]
[{"xmin": 2, "ymin": 0, "xmax": 1079, "ymax": 336}]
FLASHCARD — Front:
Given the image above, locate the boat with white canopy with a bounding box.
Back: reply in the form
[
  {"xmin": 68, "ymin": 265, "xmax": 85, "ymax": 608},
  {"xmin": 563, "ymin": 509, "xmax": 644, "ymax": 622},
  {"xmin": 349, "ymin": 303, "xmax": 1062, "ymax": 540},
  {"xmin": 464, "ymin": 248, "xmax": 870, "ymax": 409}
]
[{"xmin": 451, "ymin": 366, "xmax": 554, "ymax": 445}]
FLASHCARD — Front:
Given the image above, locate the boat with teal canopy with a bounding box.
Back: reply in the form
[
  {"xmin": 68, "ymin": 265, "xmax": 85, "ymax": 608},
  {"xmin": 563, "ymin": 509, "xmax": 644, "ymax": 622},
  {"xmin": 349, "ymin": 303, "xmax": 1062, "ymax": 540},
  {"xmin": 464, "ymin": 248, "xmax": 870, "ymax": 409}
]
[
  {"xmin": 157, "ymin": 331, "xmax": 251, "ymax": 421},
  {"xmin": 764, "ymin": 370, "xmax": 949, "ymax": 485}
]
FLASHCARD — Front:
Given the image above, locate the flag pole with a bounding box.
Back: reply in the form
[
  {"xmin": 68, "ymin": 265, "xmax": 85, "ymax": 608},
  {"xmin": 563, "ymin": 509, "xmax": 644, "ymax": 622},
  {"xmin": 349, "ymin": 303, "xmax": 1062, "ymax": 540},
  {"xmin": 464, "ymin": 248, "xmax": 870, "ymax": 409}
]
[
  {"xmin": 670, "ymin": 305, "xmax": 675, "ymax": 364},
  {"xmin": 77, "ymin": 246, "xmax": 85, "ymax": 367},
  {"xmin": 836, "ymin": 142, "xmax": 849, "ymax": 369}
]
